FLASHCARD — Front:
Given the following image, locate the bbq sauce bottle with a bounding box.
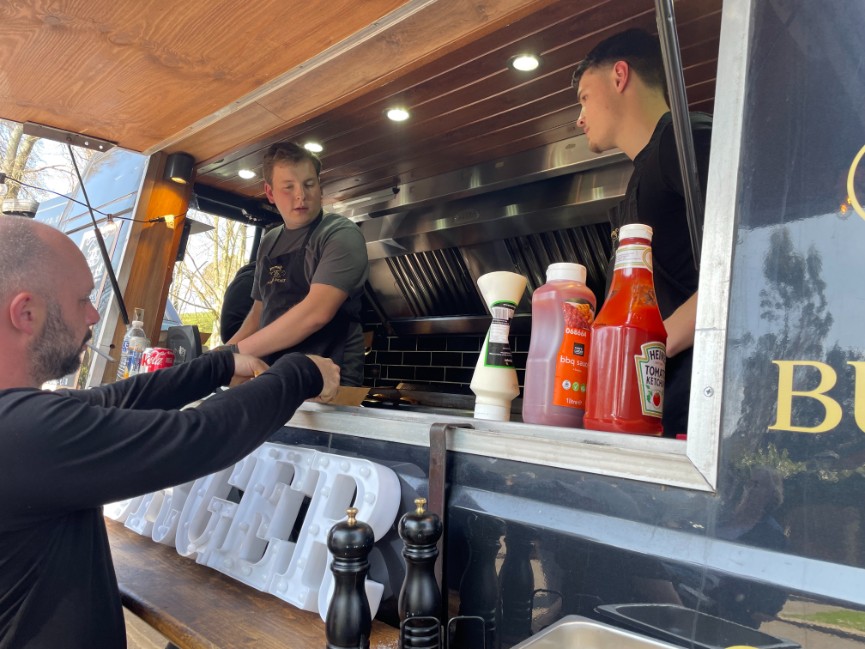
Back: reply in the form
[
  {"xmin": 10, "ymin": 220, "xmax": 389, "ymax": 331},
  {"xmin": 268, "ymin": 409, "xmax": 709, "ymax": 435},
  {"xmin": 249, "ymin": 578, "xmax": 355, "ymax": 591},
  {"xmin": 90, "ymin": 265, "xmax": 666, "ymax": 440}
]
[
  {"xmin": 583, "ymin": 223, "xmax": 667, "ymax": 435},
  {"xmin": 522, "ymin": 263, "xmax": 596, "ymax": 428}
]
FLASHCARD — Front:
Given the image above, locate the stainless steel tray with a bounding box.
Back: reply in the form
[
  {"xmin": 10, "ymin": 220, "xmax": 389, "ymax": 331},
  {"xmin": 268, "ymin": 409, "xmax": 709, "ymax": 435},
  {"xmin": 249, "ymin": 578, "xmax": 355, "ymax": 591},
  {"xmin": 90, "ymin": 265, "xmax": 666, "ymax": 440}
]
[
  {"xmin": 509, "ymin": 615, "xmax": 682, "ymax": 648},
  {"xmin": 596, "ymin": 604, "xmax": 799, "ymax": 649}
]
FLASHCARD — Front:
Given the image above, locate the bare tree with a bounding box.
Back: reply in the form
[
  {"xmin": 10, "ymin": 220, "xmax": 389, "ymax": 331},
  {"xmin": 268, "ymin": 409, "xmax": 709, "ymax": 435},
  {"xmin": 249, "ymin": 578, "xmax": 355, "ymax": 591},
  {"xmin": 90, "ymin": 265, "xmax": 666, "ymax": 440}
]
[
  {"xmin": 1, "ymin": 119, "xmax": 96, "ymax": 202},
  {"xmin": 169, "ymin": 212, "xmax": 255, "ymax": 345}
]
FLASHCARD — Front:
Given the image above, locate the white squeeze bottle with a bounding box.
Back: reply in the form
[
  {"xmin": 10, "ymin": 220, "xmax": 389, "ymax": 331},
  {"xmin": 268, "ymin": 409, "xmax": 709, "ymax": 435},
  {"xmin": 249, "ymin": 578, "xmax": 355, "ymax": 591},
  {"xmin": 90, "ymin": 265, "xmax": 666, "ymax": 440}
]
[
  {"xmin": 471, "ymin": 271, "xmax": 527, "ymax": 421},
  {"xmin": 522, "ymin": 263, "xmax": 596, "ymax": 427}
]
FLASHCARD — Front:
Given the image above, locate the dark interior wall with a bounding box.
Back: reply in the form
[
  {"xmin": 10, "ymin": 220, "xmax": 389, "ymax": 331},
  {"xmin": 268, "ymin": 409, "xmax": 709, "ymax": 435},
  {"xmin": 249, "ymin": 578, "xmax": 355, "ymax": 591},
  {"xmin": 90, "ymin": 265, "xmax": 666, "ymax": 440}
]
[{"xmin": 362, "ymin": 332, "xmax": 531, "ymax": 392}]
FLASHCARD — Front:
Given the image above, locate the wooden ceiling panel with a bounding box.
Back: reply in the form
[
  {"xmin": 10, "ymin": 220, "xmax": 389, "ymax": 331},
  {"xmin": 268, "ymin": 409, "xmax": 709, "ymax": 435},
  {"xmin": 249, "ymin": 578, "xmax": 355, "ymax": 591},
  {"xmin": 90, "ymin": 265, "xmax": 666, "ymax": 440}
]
[
  {"xmin": 193, "ymin": 0, "xmax": 723, "ymax": 207},
  {"xmin": 318, "ymin": 86, "xmax": 578, "ymax": 186},
  {"xmin": 0, "ymin": 0, "xmax": 412, "ymax": 151},
  {"xmin": 1, "ymin": 0, "xmax": 723, "ymax": 211},
  {"xmin": 177, "ymin": 0, "xmax": 562, "ymax": 168},
  {"xmin": 322, "ymin": 115, "xmax": 584, "ymax": 203}
]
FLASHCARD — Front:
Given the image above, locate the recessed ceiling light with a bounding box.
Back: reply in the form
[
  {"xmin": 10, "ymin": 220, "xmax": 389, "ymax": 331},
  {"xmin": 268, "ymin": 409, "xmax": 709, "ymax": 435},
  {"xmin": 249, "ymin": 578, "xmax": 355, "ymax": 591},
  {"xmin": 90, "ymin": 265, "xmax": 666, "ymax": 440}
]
[
  {"xmin": 238, "ymin": 169, "xmax": 256, "ymax": 180},
  {"xmin": 304, "ymin": 142, "xmax": 324, "ymax": 153},
  {"xmin": 386, "ymin": 107, "xmax": 410, "ymax": 122},
  {"xmin": 510, "ymin": 54, "xmax": 540, "ymax": 72}
]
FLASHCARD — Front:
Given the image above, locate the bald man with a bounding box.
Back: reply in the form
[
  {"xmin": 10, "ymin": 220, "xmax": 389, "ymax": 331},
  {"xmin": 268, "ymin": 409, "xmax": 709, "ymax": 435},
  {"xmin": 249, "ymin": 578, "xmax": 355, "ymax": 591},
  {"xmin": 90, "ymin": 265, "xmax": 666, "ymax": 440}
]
[{"xmin": 0, "ymin": 217, "xmax": 339, "ymax": 648}]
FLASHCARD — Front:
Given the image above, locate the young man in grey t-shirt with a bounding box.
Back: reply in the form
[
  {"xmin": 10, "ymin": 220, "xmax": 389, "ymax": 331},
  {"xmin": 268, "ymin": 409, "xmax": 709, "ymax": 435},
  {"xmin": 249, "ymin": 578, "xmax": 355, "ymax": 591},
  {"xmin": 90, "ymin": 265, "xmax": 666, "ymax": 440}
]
[{"xmin": 228, "ymin": 143, "xmax": 369, "ymax": 385}]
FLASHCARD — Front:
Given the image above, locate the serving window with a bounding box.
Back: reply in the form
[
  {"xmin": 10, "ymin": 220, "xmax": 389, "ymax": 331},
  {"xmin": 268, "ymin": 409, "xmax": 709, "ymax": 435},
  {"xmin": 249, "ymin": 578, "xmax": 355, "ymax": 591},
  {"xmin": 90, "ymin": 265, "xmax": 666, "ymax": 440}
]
[{"xmin": 292, "ymin": 0, "xmax": 755, "ymax": 492}]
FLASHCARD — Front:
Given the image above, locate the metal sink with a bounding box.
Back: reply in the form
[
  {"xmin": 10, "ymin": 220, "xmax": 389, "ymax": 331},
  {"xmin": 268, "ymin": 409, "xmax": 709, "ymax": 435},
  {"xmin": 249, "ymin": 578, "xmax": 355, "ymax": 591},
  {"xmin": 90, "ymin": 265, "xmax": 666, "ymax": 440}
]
[{"xmin": 510, "ymin": 615, "xmax": 681, "ymax": 649}]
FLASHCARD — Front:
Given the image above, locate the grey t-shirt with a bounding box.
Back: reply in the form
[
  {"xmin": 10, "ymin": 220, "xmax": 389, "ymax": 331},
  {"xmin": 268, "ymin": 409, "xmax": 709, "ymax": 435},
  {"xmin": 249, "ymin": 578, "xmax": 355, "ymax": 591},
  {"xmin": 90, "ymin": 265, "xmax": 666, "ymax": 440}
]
[
  {"xmin": 252, "ymin": 212, "xmax": 369, "ymax": 385},
  {"xmin": 253, "ymin": 213, "xmax": 368, "ymax": 299}
]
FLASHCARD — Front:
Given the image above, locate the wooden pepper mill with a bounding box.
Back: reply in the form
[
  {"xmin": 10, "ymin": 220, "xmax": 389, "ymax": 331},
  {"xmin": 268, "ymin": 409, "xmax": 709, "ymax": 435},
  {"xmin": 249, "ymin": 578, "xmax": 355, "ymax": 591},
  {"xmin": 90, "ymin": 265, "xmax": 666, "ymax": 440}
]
[
  {"xmin": 398, "ymin": 497, "xmax": 443, "ymax": 649},
  {"xmin": 326, "ymin": 507, "xmax": 374, "ymax": 649}
]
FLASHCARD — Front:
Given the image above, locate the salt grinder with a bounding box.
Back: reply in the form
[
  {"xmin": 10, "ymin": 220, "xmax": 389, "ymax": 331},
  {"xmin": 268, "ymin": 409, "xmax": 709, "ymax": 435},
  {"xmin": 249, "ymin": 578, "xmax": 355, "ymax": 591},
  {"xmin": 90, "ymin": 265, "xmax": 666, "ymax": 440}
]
[
  {"xmin": 398, "ymin": 497, "xmax": 443, "ymax": 649},
  {"xmin": 326, "ymin": 507, "xmax": 374, "ymax": 649}
]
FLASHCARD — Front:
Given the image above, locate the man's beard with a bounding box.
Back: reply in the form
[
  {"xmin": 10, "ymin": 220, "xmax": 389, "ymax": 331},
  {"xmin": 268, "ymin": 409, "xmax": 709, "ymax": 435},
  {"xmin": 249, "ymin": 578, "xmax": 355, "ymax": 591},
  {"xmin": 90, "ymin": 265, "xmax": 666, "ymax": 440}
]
[{"xmin": 29, "ymin": 300, "xmax": 90, "ymax": 385}]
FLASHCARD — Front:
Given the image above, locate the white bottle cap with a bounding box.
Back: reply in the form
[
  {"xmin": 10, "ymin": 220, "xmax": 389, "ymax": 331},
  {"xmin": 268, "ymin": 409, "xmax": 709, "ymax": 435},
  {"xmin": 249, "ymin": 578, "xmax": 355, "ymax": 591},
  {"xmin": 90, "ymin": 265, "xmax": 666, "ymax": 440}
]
[
  {"xmin": 619, "ymin": 223, "xmax": 653, "ymax": 242},
  {"xmin": 474, "ymin": 400, "xmax": 511, "ymax": 422},
  {"xmin": 131, "ymin": 320, "xmax": 144, "ymax": 328},
  {"xmin": 546, "ymin": 262, "xmax": 586, "ymax": 283}
]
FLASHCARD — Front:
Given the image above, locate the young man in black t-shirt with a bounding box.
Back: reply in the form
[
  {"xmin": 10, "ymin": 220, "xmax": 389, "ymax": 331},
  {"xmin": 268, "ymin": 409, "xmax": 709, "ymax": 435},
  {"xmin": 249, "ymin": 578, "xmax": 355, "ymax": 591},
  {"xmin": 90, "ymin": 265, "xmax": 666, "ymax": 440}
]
[{"xmin": 571, "ymin": 29, "xmax": 712, "ymax": 437}]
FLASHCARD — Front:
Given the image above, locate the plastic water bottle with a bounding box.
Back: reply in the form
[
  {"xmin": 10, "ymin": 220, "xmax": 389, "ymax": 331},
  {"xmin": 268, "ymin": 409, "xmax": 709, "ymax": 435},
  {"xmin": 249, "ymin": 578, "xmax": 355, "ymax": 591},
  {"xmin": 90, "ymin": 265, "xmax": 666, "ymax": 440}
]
[
  {"xmin": 522, "ymin": 263, "xmax": 596, "ymax": 427},
  {"xmin": 116, "ymin": 308, "xmax": 149, "ymax": 380}
]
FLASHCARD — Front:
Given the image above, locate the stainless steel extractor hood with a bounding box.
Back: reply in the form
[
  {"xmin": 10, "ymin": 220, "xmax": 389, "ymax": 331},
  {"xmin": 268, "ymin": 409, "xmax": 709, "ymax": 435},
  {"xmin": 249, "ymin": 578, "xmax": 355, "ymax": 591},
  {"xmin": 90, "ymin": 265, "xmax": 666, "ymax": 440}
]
[{"xmin": 352, "ymin": 134, "xmax": 633, "ymax": 336}]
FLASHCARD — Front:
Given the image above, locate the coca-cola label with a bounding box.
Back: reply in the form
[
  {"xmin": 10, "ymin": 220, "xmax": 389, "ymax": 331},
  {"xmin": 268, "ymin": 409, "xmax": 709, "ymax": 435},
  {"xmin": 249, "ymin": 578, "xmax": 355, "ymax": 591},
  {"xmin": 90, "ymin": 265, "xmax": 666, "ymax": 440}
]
[
  {"xmin": 143, "ymin": 347, "xmax": 175, "ymax": 372},
  {"xmin": 634, "ymin": 341, "xmax": 666, "ymax": 417}
]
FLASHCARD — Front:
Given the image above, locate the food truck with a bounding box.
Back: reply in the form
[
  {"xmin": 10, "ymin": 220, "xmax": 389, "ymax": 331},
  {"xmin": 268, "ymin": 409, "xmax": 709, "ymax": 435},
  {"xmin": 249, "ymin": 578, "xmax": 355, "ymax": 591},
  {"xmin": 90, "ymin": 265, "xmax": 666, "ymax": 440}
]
[{"xmin": 2, "ymin": 0, "xmax": 864, "ymax": 647}]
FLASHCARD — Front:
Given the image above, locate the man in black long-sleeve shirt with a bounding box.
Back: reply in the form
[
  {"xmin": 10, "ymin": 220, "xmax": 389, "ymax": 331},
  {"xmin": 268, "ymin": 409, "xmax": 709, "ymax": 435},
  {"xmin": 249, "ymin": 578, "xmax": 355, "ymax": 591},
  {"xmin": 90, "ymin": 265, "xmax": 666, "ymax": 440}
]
[{"xmin": 0, "ymin": 217, "xmax": 340, "ymax": 649}]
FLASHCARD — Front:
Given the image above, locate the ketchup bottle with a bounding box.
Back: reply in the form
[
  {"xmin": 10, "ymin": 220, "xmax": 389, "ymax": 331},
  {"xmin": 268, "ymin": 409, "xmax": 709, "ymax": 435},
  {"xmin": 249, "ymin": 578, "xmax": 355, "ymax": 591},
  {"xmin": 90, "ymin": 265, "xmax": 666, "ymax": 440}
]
[{"xmin": 583, "ymin": 223, "xmax": 666, "ymax": 435}]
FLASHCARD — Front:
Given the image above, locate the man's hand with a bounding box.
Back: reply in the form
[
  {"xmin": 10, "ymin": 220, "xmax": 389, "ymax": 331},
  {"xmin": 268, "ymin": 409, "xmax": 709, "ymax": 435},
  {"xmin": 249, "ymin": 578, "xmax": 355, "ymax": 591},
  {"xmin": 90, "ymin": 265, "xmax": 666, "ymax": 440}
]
[
  {"xmin": 305, "ymin": 355, "xmax": 340, "ymax": 402},
  {"xmin": 230, "ymin": 353, "xmax": 269, "ymax": 387}
]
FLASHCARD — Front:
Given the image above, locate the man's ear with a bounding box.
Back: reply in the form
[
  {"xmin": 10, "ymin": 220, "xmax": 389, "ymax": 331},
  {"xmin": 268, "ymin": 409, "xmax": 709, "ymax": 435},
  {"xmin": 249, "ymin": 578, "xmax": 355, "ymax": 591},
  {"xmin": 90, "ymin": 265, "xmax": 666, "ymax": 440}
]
[
  {"xmin": 612, "ymin": 60, "xmax": 631, "ymax": 93},
  {"xmin": 9, "ymin": 292, "xmax": 40, "ymax": 335},
  {"xmin": 264, "ymin": 182, "xmax": 275, "ymax": 204}
]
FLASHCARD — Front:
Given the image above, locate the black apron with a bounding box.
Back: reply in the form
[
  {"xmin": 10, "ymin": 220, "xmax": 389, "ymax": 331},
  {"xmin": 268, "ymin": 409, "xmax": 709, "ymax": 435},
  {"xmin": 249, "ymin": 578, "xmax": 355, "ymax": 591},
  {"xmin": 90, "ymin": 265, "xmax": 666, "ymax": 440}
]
[{"xmin": 257, "ymin": 213, "xmax": 361, "ymax": 370}]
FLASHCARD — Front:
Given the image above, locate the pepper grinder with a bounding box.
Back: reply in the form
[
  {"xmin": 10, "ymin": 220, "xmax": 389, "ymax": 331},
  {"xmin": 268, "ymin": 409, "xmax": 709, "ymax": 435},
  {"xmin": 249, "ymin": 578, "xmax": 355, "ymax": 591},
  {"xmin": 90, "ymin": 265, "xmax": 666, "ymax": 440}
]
[
  {"xmin": 456, "ymin": 513, "xmax": 502, "ymax": 649},
  {"xmin": 498, "ymin": 522, "xmax": 535, "ymax": 645},
  {"xmin": 398, "ymin": 497, "xmax": 443, "ymax": 649},
  {"xmin": 326, "ymin": 507, "xmax": 374, "ymax": 649}
]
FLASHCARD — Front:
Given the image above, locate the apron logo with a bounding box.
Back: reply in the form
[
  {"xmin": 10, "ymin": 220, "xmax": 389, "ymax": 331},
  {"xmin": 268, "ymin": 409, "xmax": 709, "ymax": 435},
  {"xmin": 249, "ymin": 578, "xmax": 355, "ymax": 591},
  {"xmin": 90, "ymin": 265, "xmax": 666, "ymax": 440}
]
[{"xmin": 267, "ymin": 264, "xmax": 287, "ymax": 285}]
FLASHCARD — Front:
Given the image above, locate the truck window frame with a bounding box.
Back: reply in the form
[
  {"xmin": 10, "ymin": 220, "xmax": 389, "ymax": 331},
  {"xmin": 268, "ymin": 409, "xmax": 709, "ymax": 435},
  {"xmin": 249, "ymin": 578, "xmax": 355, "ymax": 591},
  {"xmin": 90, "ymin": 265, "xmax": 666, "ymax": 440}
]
[{"xmin": 289, "ymin": 2, "xmax": 750, "ymax": 493}]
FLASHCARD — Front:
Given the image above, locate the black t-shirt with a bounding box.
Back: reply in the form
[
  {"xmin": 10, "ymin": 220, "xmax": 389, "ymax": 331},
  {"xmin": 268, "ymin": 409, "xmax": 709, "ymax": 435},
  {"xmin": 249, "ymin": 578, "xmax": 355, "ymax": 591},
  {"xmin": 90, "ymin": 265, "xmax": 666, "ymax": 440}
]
[
  {"xmin": 0, "ymin": 352, "xmax": 321, "ymax": 649},
  {"xmin": 608, "ymin": 111, "xmax": 713, "ymax": 436},
  {"xmin": 220, "ymin": 261, "xmax": 257, "ymax": 341},
  {"xmin": 608, "ymin": 111, "xmax": 712, "ymax": 317}
]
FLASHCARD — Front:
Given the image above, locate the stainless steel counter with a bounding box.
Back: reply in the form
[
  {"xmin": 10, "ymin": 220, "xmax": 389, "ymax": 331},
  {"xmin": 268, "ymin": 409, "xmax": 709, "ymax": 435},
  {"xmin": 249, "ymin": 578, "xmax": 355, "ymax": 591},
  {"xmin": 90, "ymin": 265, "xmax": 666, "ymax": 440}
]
[{"xmin": 287, "ymin": 402, "xmax": 709, "ymax": 491}]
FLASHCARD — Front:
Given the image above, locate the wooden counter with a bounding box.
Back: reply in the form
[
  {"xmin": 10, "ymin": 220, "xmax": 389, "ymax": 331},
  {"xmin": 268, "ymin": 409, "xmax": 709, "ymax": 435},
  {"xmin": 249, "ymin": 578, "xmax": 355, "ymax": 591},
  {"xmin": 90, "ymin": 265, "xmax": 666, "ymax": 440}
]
[{"xmin": 107, "ymin": 519, "xmax": 399, "ymax": 649}]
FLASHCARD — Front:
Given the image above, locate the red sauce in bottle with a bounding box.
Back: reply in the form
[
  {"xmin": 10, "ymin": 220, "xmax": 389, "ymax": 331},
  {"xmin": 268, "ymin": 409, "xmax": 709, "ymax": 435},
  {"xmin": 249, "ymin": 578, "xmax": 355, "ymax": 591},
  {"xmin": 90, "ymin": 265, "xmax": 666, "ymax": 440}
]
[
  {"xmin": 583, "ymin": 223, "xmax": 667, "ymax": 436},
  {"xmin": 522, "ymin": 263, "xmax": 597, "ymax": 428}
]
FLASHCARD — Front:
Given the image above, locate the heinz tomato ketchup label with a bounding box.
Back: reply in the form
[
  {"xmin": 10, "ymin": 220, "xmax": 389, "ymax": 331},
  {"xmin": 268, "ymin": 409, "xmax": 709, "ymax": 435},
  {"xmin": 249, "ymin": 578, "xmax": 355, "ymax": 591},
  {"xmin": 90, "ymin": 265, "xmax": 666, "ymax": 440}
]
[
  {"xmin": 552, "ymin": 298, "xmax": 594, "ymax": 409},
  {"xmin": 635, "ymin": 341, "xmax": 666, "ymax": 417}
]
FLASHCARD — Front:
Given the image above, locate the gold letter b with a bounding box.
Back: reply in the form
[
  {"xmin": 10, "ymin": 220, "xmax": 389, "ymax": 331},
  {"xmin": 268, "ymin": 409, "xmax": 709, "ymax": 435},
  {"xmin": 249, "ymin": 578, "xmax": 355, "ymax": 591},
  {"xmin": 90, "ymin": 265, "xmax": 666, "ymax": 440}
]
[{"xmin": 769, "ymin": 360, "xmax": 841, "ymax": 433}]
